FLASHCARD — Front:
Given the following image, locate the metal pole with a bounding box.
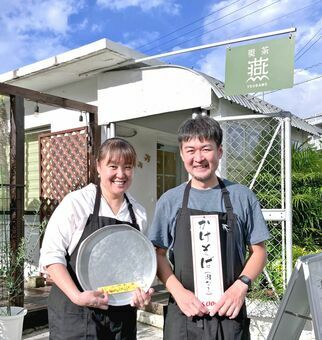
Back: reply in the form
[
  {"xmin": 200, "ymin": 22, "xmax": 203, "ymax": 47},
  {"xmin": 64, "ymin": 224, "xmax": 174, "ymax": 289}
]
[
  {"xmin": 135, "ymin": 28, "xmax": 296, "ymax": 63},
  {"xmin": 249, "ymin": 121, "xmax": 281, "ymax": 190},
  {"xmin": 280, "ymin": 119, "xmax": 286, "ymax": 289},
  {"xmin": 80, "ymin": 28, "xmax": 296, "ymax": 77},
  {"xmin": 216, "ymin": 114, "xmax": 272, "ymax": 121},
  {"xmin": 284, "ymin": 115, "xmax": 293, "ymax": 282}
]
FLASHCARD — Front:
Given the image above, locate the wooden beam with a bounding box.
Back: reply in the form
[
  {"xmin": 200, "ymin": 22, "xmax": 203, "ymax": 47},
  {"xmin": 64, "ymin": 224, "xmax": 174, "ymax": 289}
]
[
  {"xmin": 89, "ymin": 112, "xmax": 101, "ymax": 184},
  {"xmin": 10, "ymin": 95, "xmax": 25, "ymax": 307},
  {"xmin": 0, "ymin": 82, "xmax": 97, "ymax": 114}
]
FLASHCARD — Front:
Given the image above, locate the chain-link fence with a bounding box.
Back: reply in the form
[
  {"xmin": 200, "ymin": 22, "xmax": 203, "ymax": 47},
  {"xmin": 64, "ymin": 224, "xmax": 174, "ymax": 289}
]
[{"xmin": 221, "ymin": 116, "xmax": 286, "ymax": 318}]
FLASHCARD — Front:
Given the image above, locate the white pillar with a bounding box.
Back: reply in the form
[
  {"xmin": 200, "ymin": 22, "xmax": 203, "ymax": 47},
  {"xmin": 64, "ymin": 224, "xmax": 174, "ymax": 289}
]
[
  {"xmin": 284, "ymin": 115, "xmax": 292, "ymax": 282},
  {"xmin": 106, "ymin": 123, "xmax": 116, "ymax": 138}
]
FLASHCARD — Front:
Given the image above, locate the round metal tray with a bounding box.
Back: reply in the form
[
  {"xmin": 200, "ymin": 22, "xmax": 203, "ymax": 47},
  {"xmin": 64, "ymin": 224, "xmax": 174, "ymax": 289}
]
[{"xmin": 75, "ymin": 224, "xmax": 156, "ymax": 306}]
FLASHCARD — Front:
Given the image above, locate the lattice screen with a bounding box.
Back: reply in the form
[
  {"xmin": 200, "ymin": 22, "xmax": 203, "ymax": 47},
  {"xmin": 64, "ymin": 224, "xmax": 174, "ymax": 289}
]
[{"xmin": 39, "ymin": 127, "xmax": 90, "ymax": 223}]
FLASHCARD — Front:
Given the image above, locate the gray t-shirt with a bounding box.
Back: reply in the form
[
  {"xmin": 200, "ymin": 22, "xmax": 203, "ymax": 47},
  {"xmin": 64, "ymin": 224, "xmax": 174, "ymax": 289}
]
[{"xmin": 148, "ymin": 179, "xmax": 270, "ymax": 262}]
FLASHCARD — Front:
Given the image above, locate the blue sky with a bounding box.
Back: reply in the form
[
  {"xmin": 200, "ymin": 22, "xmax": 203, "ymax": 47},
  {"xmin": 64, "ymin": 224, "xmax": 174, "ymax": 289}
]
[{"xmin": 1, "ymin": 0, "xmax": 322, "ymax": 118}]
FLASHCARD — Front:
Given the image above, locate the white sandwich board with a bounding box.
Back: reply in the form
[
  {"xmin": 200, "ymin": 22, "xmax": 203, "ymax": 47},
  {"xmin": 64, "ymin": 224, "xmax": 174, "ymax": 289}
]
[{"xmin": 267, "ymin": 252, "xmax": 322, "ymax": 340}]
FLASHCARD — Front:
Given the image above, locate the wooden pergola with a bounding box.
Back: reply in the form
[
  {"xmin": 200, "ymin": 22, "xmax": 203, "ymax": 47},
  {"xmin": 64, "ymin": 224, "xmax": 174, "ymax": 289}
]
[{"xmin": 0, "ymin": 82, "xmax": 100, "ymax": 306}]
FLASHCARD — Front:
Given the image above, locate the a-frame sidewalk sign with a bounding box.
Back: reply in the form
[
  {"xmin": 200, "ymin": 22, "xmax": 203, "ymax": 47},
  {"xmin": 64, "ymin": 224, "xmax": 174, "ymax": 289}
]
[{"xmin": 267, "ymin": 252, "xmax": 322, "ymax": 340}]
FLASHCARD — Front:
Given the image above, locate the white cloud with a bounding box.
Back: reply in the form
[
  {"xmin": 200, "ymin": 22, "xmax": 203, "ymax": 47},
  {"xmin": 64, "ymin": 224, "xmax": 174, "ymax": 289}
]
[
  {"xmin": 265, "ymin": 69, "xmax": 322, "ymax": 118},
  {"xmin": 91, "ymin": 23, "xmax": 103, "ymax": 33},
  {"xmin": 294, "ymin": 17, "xmax": 322, "ymax": 68},
  {"xmin": 122, "ymin": 31, "xmax": 161, "ymax": 50},
  {"xmin": 0, "ymin": 33, "xmax": 68, "ymax": 72},
  {"xmin": 196, "ymin": 48, "xmax": 226, "ymax": 80},
  {"xmin": 1, "ymin": 0, "xmax": 83, "ymax": 35},
  {"xmin": 201, "ymin": 0, "xmax": 315, "ymax": 44},
  {"xmin": 77, "ymin": 18, "xmax": 89, "ymax": 31},
  {"xmin": 96, "ymin": 0, "xmax": 180, "ymax": 14},
  {"xmin": 0, "ymin": 0, "xmax": 83, "ymax": 72}
]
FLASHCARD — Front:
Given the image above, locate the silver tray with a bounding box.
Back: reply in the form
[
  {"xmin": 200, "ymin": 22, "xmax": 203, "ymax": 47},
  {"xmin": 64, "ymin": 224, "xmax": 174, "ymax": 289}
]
[{"xmin": 76, "ymin": 224, "xmax": 157, "ymax": 306}]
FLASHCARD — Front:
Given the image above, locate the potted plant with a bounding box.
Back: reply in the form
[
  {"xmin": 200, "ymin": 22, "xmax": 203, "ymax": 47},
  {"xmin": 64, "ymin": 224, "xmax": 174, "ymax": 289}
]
[
  {"xmin": 0, "ymin": 181, "xmax": 46, "ymax": 339},
  {"xmin": 0, "ymin": 235, "xmax": 28, "ymax": 339}
]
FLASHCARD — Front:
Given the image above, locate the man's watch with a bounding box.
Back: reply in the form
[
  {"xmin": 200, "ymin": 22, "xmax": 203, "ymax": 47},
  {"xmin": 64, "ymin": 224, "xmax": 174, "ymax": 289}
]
[{"xmin": 238, "ymin": 275, "xmax": 252, "ymax": 289}]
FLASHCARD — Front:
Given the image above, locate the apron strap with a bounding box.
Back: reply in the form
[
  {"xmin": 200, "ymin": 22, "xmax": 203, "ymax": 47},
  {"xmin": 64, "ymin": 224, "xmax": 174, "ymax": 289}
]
[
  {"xmin": 91, "ymin": 183, "xmax": 102, "ymax": 229},
  {"xmin": 217, "ymin": 178, "xmax": 235, "ymax": 225},
  {"xmin": 94, "ymin": 184, "xmax": 138, "ymax": 228},
  {"xmin": 124, "ymin": 193, "xmax": 139, "ymax": 228},
  {"xmin": 218, "ymin": 177, "xmax": 236, "ymax": 286},
  {"xmin": 182, "ymin": 180, "xmax": 192, "ymax": 210},
  {"xmin": 66, "ymin": 184, "xmax": 102, "ymax": 259}
]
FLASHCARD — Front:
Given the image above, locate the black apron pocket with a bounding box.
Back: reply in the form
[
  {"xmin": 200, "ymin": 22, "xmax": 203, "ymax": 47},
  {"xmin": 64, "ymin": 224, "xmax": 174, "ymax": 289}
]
[{"xmin": 48, "ymin": 300, "xmax": 87, "ymax": 340}]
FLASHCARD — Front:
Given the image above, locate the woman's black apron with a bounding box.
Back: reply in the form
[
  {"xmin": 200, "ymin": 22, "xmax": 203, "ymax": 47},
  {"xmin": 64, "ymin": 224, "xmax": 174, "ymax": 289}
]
[
  {"xmin": 164, "ymin": 179, "xmax": 250, "ymax": 340},
  {"xmin": 48, "ymin": 185, "xmax": 140, "ymax": 340}
]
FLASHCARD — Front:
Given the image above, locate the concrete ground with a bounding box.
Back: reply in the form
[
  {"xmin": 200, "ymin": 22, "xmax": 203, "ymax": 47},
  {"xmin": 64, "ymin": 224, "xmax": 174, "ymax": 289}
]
[{"xmin": 23, "ymin": 322, "xmax": 163, "ymax": 340}]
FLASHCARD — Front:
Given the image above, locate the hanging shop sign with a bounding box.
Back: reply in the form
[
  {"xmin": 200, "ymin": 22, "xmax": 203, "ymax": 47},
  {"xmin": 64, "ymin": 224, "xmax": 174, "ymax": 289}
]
[{"xmin": 225, "ymin": 35, "xmax": 295, "ymax": 96}]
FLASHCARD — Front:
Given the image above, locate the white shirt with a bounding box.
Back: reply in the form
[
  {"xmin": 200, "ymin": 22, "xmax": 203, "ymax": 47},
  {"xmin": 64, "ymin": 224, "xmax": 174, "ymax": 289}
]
[{"xmin": 39, "ymin": 183, "xmax": 147, "ymax": 273}]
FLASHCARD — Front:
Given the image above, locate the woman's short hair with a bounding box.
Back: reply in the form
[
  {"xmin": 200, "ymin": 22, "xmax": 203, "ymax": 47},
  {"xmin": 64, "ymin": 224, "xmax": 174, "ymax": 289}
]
[{"xmin": 96, "ymin": 137, "xmax": 137, "ymax": 167}]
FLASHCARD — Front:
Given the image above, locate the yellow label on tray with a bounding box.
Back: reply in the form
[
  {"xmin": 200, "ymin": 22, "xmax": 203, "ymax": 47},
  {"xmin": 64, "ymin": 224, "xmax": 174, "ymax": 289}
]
[{"xmin": 98, "ymin": 282, "xmax": 139, "ymax": 294}]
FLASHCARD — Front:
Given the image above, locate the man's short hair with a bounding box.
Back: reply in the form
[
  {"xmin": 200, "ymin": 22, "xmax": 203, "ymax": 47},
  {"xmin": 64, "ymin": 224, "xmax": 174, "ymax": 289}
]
[{"xmin": 178, "ymin": 115, "xmax": 223, "ymax": 147}]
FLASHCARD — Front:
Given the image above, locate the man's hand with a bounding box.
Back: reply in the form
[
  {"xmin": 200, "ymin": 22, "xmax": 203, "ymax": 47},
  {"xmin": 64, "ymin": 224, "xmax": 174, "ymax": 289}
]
[
  {"xmin": 209, "ymin": 279, "xmax": 248, "ymax": 319},
  {"xmin": 210, "ymin": 242, "xmax": 267, "ymax": 319},
  {"xmin": 73, "ymin": 289, "xmax": 109, "ymax": 310},
  {"xmin": 173, "ymin": 287, "xmax": 209, "ymax": 317},
  {"xmin": 130, "ymin": 287, "xmax": 154, "ymax": 308}
]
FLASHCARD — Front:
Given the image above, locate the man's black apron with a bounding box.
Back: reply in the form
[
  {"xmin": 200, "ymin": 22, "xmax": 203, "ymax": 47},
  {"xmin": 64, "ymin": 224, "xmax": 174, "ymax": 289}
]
[
  {"xmin": 48, "ymin": 185, "xmax": 140, "ymax": 340},
  {"xmin": 164, "ymin": 179, "xmax": 250, "ymax": 340}
]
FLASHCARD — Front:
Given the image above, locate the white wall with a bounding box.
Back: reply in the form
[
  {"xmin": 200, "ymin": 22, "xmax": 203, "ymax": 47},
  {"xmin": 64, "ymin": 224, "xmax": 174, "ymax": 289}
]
[
  {"xmin": 217, "ymin": 99, "xmax": 251, "ymax": 117},
  {"xmin": 97, "ymin": 66, "xmax": 212, "ymax": 125},
  {"xmin": 123, "ymin": 125, "xmax": 157, "ymax": 227}
]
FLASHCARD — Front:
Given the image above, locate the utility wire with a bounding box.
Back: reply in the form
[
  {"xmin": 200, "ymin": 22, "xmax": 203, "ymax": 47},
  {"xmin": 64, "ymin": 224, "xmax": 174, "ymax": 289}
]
[
  {"xmin": 156, "ymin": 0, "xmax": 318, "ymax": 57},
  {"xmin": 138, "ymin": 0, "xmax": 319, "ymax": 63},
  {"xmin": 295, "ymin": 35, "xmax": 321, "ymax": 61},
  {"xmin": 297, "ymin": 61, "xmax": 322, "ymax": 71},
  {"xmin": 225, "ymin": 0, "xmax": 320, "ymax": 42},
  {"xmin": 136, "ymin": 0, "xmax": 243, "ymax": 51},
  {"xmin": 160, "ymin": 0, "xmax": 281, "ymax": 54},
  {"xmin": 142, "ymin": 0, "xmax": 265, "ymax": 54},
  {"xmin": 295, "ymin": 27, "xmax": 322, "ymax": 56},
  {"xmin": 263, "ymin": 74, "xmax": 322, "ymax": 96},
  {"xmin": 253, "ymin": 62, "xmax": 322, "ymax": 98}
]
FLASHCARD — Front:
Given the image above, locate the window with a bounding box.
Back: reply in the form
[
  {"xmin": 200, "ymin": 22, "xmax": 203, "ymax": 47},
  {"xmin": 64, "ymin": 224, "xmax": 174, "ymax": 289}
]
[
  {"xmin": 157, "ymin": 144, "xmax": 184, "ymax": 199},
  {"xmin": 25, "ymin": 128, "xmax": 50, "ymax": 211}
]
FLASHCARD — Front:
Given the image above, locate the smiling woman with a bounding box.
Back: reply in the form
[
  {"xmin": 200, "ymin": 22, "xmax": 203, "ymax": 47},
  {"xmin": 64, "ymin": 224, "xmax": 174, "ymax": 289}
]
[
  {"xmin": 97, "ymin": 138, "xmax": 136, "ymax": 210},
  {"xmin": 39, "ymin": 137, "xmax": 153, "ymax": 340}
]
